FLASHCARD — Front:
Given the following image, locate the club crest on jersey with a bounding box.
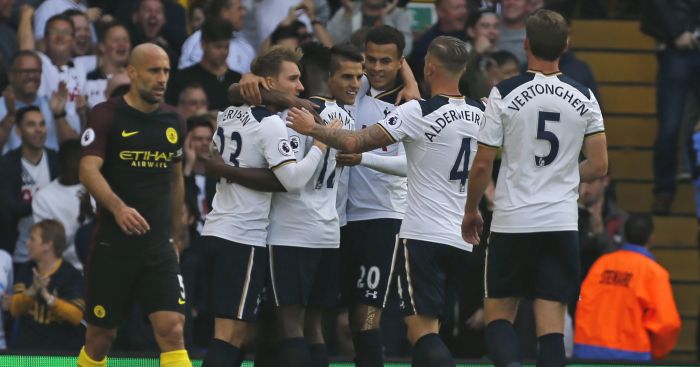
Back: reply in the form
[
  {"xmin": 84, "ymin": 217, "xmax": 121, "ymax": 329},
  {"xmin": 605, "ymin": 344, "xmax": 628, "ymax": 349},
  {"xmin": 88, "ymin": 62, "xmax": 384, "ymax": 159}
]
[
  {"xmin": 289, "ymin": 135, "xmax": 300, "ymax": 153},
  {"xmin": 93, "ymin": 305, "xmax": 106, "ymax": 318},
  {"xmin": 278, "ymin": 139, "xmax": 293, "ymax": 156},
  {"xmin": 166, "ymin": 127, "xmax": 178, "ymax": 144},
  {"xmin": 387, "ymin": 115, "xmax": 401, "ymax": 128},
  {"xmin": 81, "ymin": 128, "xmax": 95, "ymax": 146}
]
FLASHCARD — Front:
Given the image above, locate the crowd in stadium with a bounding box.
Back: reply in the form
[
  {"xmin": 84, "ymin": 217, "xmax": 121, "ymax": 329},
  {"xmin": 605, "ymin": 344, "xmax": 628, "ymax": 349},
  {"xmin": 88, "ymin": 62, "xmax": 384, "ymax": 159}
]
[{"xmin": 0, "ymin": 0, "xmax": 694, "ymax": 365}]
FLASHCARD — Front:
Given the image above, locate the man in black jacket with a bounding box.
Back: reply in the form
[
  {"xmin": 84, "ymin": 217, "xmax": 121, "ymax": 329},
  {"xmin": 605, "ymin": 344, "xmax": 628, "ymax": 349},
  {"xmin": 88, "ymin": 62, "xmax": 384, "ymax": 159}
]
[
  {"xmin": 641, "ymin": 0, "xmax": 700, "ymax": 214},
  {"xmin": 0, "ymin": 106, "xmax": 59, "ymax": 271}
]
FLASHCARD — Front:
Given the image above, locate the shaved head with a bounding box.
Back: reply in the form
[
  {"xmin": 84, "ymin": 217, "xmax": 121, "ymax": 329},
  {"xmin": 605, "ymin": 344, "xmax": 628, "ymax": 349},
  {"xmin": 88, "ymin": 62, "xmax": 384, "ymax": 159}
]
[
  {"xmin": 126, "ymin": 43, "xmax": 170, "ymax": 110},
  {"xmin": 129, "ymin": 43, "xmax": 168, "ymax": 68}
]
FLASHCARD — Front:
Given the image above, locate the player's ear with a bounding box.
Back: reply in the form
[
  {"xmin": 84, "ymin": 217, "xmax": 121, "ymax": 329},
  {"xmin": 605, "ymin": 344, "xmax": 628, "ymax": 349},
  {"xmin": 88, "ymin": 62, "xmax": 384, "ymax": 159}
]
[
  {"xmin": 524, "ymin": 38, "xmax": 530, "ymax": 52},
  {"xmin": 264, "ymin": 76, "xmax": 275, "ymax": 89},
  {"xmin": 126, "ymin": 64, "xmax": 137, "ymax": 81}
]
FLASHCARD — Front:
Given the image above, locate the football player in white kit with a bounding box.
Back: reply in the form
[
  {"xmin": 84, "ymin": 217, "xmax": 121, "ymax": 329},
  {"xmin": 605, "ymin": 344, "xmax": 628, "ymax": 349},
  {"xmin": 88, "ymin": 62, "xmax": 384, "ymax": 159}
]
[
  {"xmin": 205, "ymin": 44, "xmax": 364, "ymax": 367},
  {"xmin": 461, "ymin": 10, "xmax": 608, "ymax": 367},
  {"xmin": 199, "ymin": 47, "xmax": 331, "ymax": 367},
  {"xmin": 261, "ymin": 43, "xmax": 355, "ymax": 367},
  {"xmin": 332, "ymin": 26, "xmax": 412, "ymax": 367},
  {"xmin": 288, "ymin": 36, "xmax": 484, "ymax": 367}
]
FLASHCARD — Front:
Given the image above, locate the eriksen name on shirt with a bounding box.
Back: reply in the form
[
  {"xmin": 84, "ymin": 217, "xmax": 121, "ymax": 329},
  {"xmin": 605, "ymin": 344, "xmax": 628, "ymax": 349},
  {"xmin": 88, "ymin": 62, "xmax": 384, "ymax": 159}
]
[{"xmin": 221, "ymin": 108, "xmax": 253, "ymax": 126}]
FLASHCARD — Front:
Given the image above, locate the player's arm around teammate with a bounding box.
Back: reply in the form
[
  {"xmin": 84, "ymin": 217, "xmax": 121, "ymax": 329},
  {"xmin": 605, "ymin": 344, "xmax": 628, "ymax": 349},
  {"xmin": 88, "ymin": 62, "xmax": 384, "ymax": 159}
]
[{"xmin": 287, "ymin": 107, "xmax": 394, "ymax": 153}]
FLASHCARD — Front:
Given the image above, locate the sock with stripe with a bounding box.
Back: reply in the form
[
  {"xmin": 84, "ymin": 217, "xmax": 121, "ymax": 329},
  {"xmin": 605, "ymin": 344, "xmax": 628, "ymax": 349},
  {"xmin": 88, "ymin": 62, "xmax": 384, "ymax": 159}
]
[
  {"xmin": 412, "ymin": 333, "xmax": 455, "ymax": 367},
  {"xmin": 277, "ymin": 337, "xmax": 310, "ymax": 367},
  {"xmin": 201, "ymin": 339, "xmax": 239, "ymax": 367},
  {"xmin": 77, "ymin": 346, "xmax": 106, "ymax": 367},
  {"xmin": 485, "ymin": 319, "xmax": 522, "ymax": 367},
  {"xmin": 352, "ymin": 329, "xmax": 384, "ymax": 367},
  {"xmin": 537, "ymin": 333, "xmax": 565, "ymax": 367},
  {"xmin": 309, "ymin": 343, "xmax": 329, "ymax": 367},
  {"xmin": 160, "ymin": 349, "xmax": 191, "ymax": 367}
]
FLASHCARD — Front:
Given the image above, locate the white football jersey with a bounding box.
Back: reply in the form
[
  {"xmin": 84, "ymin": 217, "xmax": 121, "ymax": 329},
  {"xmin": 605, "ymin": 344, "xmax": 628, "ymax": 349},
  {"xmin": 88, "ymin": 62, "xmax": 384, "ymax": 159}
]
[
  {"xmin": 333, "ymin": 103, "xmax": 356, "ymax": 227},
  {"xmin": 347, "ymin": 76, "xmax": 407, "ymax": 221},
  {"xmin": 202, "ymin": 105, "xmax": 297, "ymax": 246},
  {"xmin": 267, "ymin": 98, "xmax": 354, "ymax": 248},
  {"xmin": 379, "ymin": 95, "xmax": 483, "ymax": 251},
  {"xmin": 479, "ymin": 71, "xmax": 605, "ymax": 233}
]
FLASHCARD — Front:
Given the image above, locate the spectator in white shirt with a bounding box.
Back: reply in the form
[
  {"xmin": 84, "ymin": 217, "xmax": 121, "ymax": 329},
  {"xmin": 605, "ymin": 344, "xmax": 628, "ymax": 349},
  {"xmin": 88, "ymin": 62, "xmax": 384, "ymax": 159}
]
[
  {"xmin": 32, "ymin": 139, "xmax": 87, "ymax": 271},
  {"xmin": 0, "ymin": 51, "xmax": 79, "ymax": 153},
  {"xmin": 62, "ymin": 9, "xmax": 95, "ymax": 57},
  {"xmin": 178, "ymin": 0, "xmax": 255, "ymax": 74},
  {"xmin": 18, "ymin": 8, "xmax": 88, "ymax": 115}
]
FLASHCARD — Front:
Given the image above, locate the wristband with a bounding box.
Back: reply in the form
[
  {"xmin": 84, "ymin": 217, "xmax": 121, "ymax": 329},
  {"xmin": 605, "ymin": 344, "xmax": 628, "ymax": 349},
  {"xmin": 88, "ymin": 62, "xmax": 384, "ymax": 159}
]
[{"xmin": 53, "ymin": 111, "xmax": 66, "ymax": 119}]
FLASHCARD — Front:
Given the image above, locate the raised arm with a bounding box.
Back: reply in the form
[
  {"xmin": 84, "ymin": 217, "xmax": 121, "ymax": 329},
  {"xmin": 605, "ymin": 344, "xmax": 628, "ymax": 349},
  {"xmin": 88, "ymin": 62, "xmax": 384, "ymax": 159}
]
[
  {"xmin": 17, "ymin": 5, "xmax": 36, "ymax": 51},
  {"xmin": 287, "ymin": 107, "xmax": 394, "ymax": 153},
  {"xmin": 228, "ymin": 80, "xmax": 319, "ymax": 113},
  {"xmin": 396, "ymin": 58, "xmax": 421, "ymax": 105}
]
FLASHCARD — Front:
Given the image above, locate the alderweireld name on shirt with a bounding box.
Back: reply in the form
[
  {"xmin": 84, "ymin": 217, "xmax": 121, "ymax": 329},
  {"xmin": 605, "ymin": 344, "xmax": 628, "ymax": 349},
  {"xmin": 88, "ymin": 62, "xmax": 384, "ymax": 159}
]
[{"xmin": 425, "ymin": 109, "xmax": 481, "ymax": 142}]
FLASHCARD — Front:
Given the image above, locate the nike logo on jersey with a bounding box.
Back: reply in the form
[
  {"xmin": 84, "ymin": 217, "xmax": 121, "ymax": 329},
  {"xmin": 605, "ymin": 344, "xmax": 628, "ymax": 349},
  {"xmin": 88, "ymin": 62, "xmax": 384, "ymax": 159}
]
[{"xmin": 122, "ymin": 130, "xmax": 139, "ymax": 137}]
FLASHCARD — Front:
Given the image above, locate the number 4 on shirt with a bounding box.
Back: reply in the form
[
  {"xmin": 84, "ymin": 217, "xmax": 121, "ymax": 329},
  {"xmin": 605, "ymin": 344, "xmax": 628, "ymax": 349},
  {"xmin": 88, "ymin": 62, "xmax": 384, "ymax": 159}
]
[{"xmin": 450, "ymin": 137, "xmax": 471, "ymax": 193}]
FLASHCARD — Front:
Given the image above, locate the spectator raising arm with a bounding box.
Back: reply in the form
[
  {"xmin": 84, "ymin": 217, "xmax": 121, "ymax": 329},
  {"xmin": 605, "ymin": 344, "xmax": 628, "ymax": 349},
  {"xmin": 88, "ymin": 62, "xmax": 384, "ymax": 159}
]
[{"xmin": 17, "ymin": 5, "xmax": 36, "ymax": 52}]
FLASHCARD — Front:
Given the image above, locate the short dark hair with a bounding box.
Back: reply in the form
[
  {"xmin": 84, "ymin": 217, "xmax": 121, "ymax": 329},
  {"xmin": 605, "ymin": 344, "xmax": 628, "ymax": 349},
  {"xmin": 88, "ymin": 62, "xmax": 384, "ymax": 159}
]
[
  {"xmin": 466, "ymin": 7, "xmax": 497, "ymax": 30},
  {"xmin": 349, "ymin": 27, "xmax": 371, "ymax": 52},
  {"xmin": 270, "ymin": 25, "xmax": 300, "ymax": 45},
  {"xmin": 489, "ymin": 50, "xmax": 519, "ymax": 67},
  {"xmin": 11, "ymin": 50, "xmax": 41, "ymax": 69},
  {"xmin": 427, "ymin": 36, "xmax": 469, "ymax": 75},
  {"xmin": 187, "ymin": 114, "xmax": 214, "ymax": 132},
  {"xmin": 178, "ymin": 82, "xmax": 207, "ymax": 104},
  {"xmin": 330, "ymin": 43, "xmax": 363, "ymax": 75},
  {"xmin": 300, "ymin": 42, "xmax": 331, "ymax": 74},
  {"xmin": 61, "ymin": 9, "xmax": 87, "ymax": 20},
  {"xmin": 525, "ymin": 9, "xmax": 568, "ymax": 61},
  {"xmin": 365, "ymin": 25, "xmax": 405, "ymax": 57},
  {"xmin": 33, "ymin": 219, "xmax": 67, "ymax": 257},
  {"xmin": 207, "ymin": 0, "xmax": 232, "ymax": 18},
  {"xmin": 58, "ymin": 139, "xmax": 81, "ymax": 173},
  {"xmin": 45, "ymin": 14, "xmax": 74, "ymax": 38},
  {"xmin": 96, "ymin": 21, "xmax": 129, "ymax": 44},
  {"xmin": 15, "ymin": 105, "xmax": 42, "ymax": 126},
  {"xmin": 201, "ymin": 17, "xmax": 234, "ymax": 43},
  {"xmin": 250, "ymin": 46, "xmax": 302, "ymax": 78},
  {"xmin": 624, "ymin": 214, "xmax": 654, "ymax": 246}
]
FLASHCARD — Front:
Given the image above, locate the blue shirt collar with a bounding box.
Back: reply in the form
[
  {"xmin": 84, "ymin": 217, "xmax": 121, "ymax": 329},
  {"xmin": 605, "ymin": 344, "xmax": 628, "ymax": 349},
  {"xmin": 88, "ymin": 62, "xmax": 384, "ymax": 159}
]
[{"xmin": 620, "ymin": 243, "xmax": 655, "ymax": 260}]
